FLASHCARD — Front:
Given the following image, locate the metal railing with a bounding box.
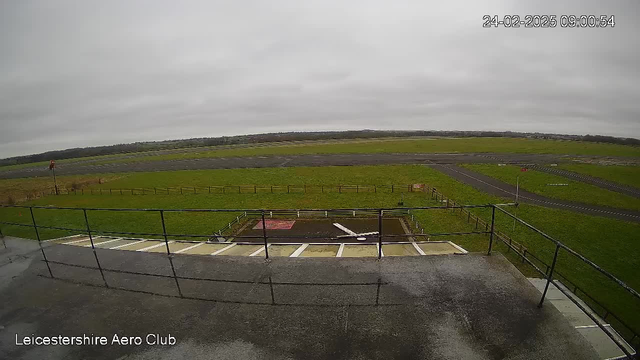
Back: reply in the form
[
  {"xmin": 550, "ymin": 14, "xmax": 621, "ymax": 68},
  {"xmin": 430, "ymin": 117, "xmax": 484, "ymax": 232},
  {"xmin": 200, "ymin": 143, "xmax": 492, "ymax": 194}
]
[{"xmin": 0, "ymin": 203, "xmax": 637, "ymax": 358}]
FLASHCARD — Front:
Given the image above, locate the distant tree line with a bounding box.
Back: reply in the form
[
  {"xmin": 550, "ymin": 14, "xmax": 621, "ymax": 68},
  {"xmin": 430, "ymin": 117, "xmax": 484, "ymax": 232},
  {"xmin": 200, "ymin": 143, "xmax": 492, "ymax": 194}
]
[{"xmin": 1, "ymin": 130, "xmax": 638, "ymax": 167}]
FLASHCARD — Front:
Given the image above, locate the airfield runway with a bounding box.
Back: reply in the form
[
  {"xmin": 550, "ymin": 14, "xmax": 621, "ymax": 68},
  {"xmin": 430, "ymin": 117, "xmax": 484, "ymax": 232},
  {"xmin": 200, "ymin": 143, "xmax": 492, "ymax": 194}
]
[
  {"xmin": 430, "ymin": 164, "xmax": 640, "ymax": 223},
  {"xmin": 1, "ymin": 152, "xmax": 636, "ymax": 179}
]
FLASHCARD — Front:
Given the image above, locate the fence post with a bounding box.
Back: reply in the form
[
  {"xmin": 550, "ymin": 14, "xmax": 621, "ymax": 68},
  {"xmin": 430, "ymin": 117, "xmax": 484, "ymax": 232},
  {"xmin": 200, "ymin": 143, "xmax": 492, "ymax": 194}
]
[
  {"xmin": 194, "ymin": 187, "xmax": 197, "ymax": 194},
  {"xmin": 487, "ymin": 205, "xmax": 496, "ymax": 255},
  {"xmin": 339, "ymin": 185, "xmax": 342, "ymax": 193},
  {"xmin": 356, "ymin": 185, "xmax": 359, "ymax": 193},
  {"xmin": 377, "ymin": 209, "xmax": 383, "ymax": 259},
  {"xmin": 539, "ymin": 244, "xmax": 561, "ymax": 307},
  {"xmin": 287, "ymin": 185, "xmax": 290, "ymax": 193},
  {"xmin": 392, "ymin": 184, "xmax": 394, "ymax": 193},
  {"xmin": 83, "ymin": 209, "xmax": 108, "ymax": 287},
  {"xmin": 322, "ymin": 185, "xmax": 324, "ymax": 193},
  {"xmin": 208, "ymin": 186, "xmax": 211, "ymax": 194},
  {"xmin": 261, "ymin": 211, "xmax": 269, "ymax": 259},
  {"xmin": 29, "ymin": 207, "xmax": 53, "ymax": 278}
]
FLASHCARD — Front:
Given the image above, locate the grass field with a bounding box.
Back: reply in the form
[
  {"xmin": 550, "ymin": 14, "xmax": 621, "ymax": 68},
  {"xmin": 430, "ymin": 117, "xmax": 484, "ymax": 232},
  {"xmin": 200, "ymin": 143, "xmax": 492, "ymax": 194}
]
[
  {"xmin": 461, "ymin": 164, "xmax": 640, "ymax": 211},
  {"xmin": 71, "ymin": 137, "xmax": 640, "ymax": 166},
  {"xmin": 556, "ymin": 164, "xmax": 640, "ymax": 189},
  {"xmin": 0, "ymin": 174, "xmax": 122, "ymax": 205},
  {"xmin": 0, "ymin": 164, "xmax": 638, "ymax": 338}
]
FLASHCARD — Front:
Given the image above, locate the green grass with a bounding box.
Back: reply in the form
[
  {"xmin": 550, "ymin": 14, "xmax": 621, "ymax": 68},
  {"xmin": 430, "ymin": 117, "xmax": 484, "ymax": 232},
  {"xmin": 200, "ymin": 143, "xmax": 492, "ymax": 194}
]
[
  {"xmin": 89, "ymin": 137, "xmax": 640, "ymax": 166},
  {"xmin": 0, "ymin": 164, "xmax": 638, "ymax": 338},
  {"xmin": 462, "ymin": 164, "xmax": 640, "ymax": 211},
  {"xmin": 0, "ymin": 174, "xmax": 122, "ymax": 204},
  {"xmin": 557, "ymin": 164, "xmax": 640, "ymax": 189}
]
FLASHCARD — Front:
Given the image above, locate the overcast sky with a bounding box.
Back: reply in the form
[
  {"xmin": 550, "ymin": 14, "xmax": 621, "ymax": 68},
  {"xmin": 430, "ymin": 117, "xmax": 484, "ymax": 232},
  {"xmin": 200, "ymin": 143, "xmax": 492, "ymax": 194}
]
[{"xmin": 1, "ymin": 1, "xmax": 639, "ymax": 158}]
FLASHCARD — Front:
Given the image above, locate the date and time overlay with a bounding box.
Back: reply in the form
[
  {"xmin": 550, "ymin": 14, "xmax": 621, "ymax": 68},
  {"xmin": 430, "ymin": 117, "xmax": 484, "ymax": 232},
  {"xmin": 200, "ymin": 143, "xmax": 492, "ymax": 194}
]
[{"xmin": 483, "ymin": 14, "xmax": 615, "ymax": 28}]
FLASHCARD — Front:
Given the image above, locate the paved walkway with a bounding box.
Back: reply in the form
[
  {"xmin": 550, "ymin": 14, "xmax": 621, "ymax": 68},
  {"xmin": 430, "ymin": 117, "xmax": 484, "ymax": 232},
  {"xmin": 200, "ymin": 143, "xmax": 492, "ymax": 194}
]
[
  {"xmin": 528, "ymin": 278, "xmax": 635, "ymax": 359},
  {"xmin": 431, "ymin": 164, "xmax": 640, "ymax": 223}
]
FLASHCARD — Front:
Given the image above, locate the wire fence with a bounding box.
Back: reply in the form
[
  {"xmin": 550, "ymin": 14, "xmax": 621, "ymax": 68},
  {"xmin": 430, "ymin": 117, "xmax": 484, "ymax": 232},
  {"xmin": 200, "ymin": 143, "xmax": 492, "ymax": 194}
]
[{"xmin": 45, "ymin": 184, "xmax": 429, "ymax": 196}]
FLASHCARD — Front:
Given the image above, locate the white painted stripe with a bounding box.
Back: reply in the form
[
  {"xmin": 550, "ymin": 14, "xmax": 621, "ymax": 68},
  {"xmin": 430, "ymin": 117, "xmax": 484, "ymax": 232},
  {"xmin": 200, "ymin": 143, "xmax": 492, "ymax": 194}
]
[
  {"xmin": 138, "ymin": 241, "xmax": 172, "ymax": 252},
  {"xmin": 44, "ymin": 234, "xmax": 84, "ymax": 243},
  {"xmin": 412, "ymin": 242, "xmax": 426, "ymax": 256},
  {"xmin": 290, "ymin": 244, "xmax": 309, "ymax": 257},
  {"xmin": 175, "ymin": 242, "xmax": 204, "ymax": 254},
  {"xmin": 110, "ymin": 240, "xmax": 145, "ymax": 249},
  {"xmin": 63, "ymin": 237, "xmax": 91, "ymax": 245},
  {"xmin": 250, "ymin": 244, "xmax": 270, "ymax": 257},
  {"xmin": 87, "ymin": 238, "xmax": 122, "ymax": 247},
  {"xmin": 211, "ymin": 243, "xmax": 236, "ymax": 255},
  {"xmin": 574, "ymin": 324, "xmax": 610, "ymax": 329},
  {"xmin": 379, "ymin": 244, "xmax": 384, "ymax": 257},
  {"xmin": 336, "ymin": 243, "xmax": 345, "ymax": 257},
  {"xmin": 447, "ymin": 241, "xmax": 468, "ymax": 254},
  {"xmin": 333, "ymin": 223, "xmax": 356, "ymax": 235}
]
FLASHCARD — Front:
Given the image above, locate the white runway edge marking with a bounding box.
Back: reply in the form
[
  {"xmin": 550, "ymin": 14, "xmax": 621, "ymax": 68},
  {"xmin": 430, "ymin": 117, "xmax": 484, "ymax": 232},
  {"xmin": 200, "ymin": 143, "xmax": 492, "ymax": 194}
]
[
  {"xmin": 138, "ymin": 241, "xmax": 173, "ymax": 252},
  {"xmin": 174, "ymin": 242, "xmax": 204, "ymax": 254},
  {"xmin": 447, "ymin": 241, "xmax": 468, "ymax": 254},
  {"xmin": 249, "ymin": 244, "xmax": 271, "ymax": 257},
  {"xmin": 290, "ymin": 244, "xmax": 309, "ymax": 257},
  {"xmin": 86, "ymin": 238, "xmax": 122, "ymax": 247},
  {"xmin": 574, "ymin": 324, "xmax": 611, "ymax": 329},
  {"xmin": 211, "ymin": 243, "xmax": 236, "ymax": 255},
  {"xmin": 63, "ymin": 237, "xmax": 92, "ymax": 245},
  {"xmin": 412, "ymin": 242, "xmax": 426, "ymax": 256},
  {"xmin": 110, "ymin": 240, "xmax": 146, "ymax": 249},
  {"xmin": 336, "ymin": 244, "xmax": 345, "ymax": 257}
]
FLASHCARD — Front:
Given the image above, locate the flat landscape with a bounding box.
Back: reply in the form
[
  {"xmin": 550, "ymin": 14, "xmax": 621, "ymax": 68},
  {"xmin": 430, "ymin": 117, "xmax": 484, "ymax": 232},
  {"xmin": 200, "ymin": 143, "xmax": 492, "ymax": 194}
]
[{"xmin": 1, "ymin": 136, "xmax": 639, "ymax": 353}]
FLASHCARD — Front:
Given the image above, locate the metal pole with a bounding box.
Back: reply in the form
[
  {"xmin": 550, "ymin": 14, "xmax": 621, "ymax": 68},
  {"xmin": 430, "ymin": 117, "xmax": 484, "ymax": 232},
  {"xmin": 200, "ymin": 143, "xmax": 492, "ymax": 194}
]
[
  {"xmin": 377, "ymin": 209, "xmax": 383, "ymax": 259},
  {"xmin": 52, "ymin": 167, "xmax": 59, "ymax": 195},
  {"xmin": 539, "ymin": 244, "xmax": 561, "ymax": 307},
  {"xmin": 83, "ymin": 209, "xmax": 108, "ymax": 287},
  {"xmin": 160, "ymin": 210, "xmax": 183, "ymax": 297},
  {"xmin": 160, "ymin": 210, "xmax": 171, "ymax": 255},
  {"xmin": 30, "ymin": 207, "xmax": 53, "ymax": 277},
  {"xmin": 261, "ymin": 211, "xmax": 269, "ymax": 259},
  {"xmin": 513, "ymin": 175, "xmax": 519, "ymax": 232},
  {"xmin": 487, "ymin": 206, "xmax": 496, "ymax": 255}
]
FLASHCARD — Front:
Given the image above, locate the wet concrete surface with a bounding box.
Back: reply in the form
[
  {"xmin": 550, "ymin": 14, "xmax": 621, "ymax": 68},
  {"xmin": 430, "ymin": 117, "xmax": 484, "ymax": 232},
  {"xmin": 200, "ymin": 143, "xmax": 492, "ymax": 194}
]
[
  {"xmin": 431, "ymin": 164, "xmax": 640, "ymax": 223},
  {"xmin": 0, "ymin": 152, "xmax": 612, "ymax": 179},
  {"xmin": 0, "ymin": 238, "xmax": 599, "ymax": 360}
]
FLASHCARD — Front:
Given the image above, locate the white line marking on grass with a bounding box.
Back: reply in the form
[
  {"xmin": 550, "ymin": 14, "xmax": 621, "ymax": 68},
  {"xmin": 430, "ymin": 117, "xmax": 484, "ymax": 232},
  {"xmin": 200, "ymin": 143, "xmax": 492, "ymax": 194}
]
[
  {"xmin": 447, "ymin": 241, "xmax": 468, "ymax": 254},
  {"xmin": 110, "ymin": 240, "xmax": 146, "ymax": 249},
  {"xmin": 250, "ymin": 244, "xmax": 270, "ymax": 257},
  {"xmin": 412, "ymin": 242, "xmax": 426, "ymax": 256},
  {"xmin": 138, "ymin": 241, "xmax": 172, "ymax": 252},
  {"xmin": 175, "ymin": 242, "xmax": 204, "ymax": 254},
  {"xmin": 63, "ymin": 237, "xmax": 91, "ymax": 245},
  {"xmin": 211, "ymin": 243, "xmax": 236, "ymax": 255},
  {"xmin": 88, "ymin": 238, "xmax": 122, "ymax": 247},
  {"xmin": 290, "ymin": 244, "xmax": 309, "ymax": 257},
  {"xmin": 337, "ymin": 244, "xmax": 345, "ymax": 257}
]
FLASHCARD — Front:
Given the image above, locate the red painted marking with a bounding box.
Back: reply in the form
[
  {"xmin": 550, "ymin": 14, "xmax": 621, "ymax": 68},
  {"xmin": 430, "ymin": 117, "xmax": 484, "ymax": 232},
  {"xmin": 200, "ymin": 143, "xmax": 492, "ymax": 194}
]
[{"xmin": 253, "ymin": 220, "xmax": 296, "ymax": 230}]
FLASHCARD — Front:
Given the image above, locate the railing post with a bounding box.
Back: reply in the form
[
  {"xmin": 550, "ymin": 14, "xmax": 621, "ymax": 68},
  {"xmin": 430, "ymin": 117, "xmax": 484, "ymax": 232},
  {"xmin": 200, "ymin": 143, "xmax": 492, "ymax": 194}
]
[
  {"xmin": 487, "ymin": 205, "xmax": 496, "ymax": 255},
  {"xmin": 261, "ymin": 211, "xmax": 269, "ymax": 259},
  {"xmin": 377, "ymin": 209, "xmax": 383, "ymax": 259},
  {"xmin": 539, "ymin": 244, "xmax": 561, "ymax": 307},
  {"xmin": 83, "ymin": 209, "xmax": 108, "ymax": 287},
  {"xmin": 160, "ymin": 210, "xmax": 183, "ymax": 297},
  {"xmin": 29, "ymin": 207, "xmax": 53, "ymax": 278}
]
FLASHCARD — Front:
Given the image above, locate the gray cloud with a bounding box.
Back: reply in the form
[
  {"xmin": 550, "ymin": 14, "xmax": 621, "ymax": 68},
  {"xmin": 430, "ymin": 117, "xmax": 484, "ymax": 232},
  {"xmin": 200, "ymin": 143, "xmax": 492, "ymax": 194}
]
[{"xmin": 1, "ymin": 0, "xmax": 639, "ymax": 157}]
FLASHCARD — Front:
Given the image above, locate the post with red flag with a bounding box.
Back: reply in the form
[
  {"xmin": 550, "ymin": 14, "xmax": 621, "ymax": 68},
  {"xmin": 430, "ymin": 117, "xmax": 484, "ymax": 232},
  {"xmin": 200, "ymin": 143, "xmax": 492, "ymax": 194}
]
[{"xmin": 49, "ymin": 160, "xmax": 59, "ymax": 195}]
